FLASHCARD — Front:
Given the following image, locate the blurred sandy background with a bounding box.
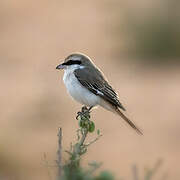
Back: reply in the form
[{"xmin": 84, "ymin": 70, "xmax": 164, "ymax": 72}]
[{"xmin": 0, "ymin": 0, "xmax": 180, "ymax": 179}]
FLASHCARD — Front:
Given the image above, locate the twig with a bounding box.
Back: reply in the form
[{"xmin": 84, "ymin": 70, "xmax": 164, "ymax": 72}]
[
  {"xmin": 73, "ymin": 127, "xmax": 88, "ymax": 157},
  {"xmin": 57, "ymin": 127, "xmax": 62, "ymax": 178},
  {"xmin": 64, "ymin": 106, "xmax": 102, "ymax": 172},
  {"xmin": 85, "ymin": 134, "xmax": 102, "ymax": 147},
  {"xmin": 78, "ymin": 128, "xmax": 88, "ymax": 149}
]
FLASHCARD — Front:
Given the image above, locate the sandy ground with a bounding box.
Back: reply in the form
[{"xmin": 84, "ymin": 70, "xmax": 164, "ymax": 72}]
[{"xmin": 0, "ymin": 1, "xmax": 180, "ymax": 179}]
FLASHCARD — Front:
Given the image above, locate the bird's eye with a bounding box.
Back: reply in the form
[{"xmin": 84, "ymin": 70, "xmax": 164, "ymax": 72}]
[{"xmin": 62, "ymin": 60, "xmax": 81, "ymax": 66}]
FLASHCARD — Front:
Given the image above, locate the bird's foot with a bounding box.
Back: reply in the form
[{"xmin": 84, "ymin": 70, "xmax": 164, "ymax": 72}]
[{"xmin": 76, "ymin": 106, "xmax": 92, "ymax": 120}]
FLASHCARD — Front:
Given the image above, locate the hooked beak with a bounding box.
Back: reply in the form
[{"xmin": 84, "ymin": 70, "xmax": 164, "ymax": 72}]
[{"xmin": 56, "ymin": 63, "xmax": 65, "ymax": 70}]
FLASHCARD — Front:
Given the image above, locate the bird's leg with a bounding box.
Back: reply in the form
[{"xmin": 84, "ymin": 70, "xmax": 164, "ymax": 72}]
[
  {"xmin": 88, "ymin": 106, "xmax": 93, "ymax": 113},
  {"xmin": 76, "ymin": 106, "xmax": 87, "ymax": 120},
  {"xmin": 76, "ymin": 106, "xmax": 93, "ymax": 120},
  {"xmin": 82, "ymin": 106, "xmax": 89, "ymax": 112}
]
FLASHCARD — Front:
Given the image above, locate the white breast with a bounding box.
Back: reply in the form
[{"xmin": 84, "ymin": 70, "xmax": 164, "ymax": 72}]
[{"xmin": 63, "ymin": 65, "xmax": 100, "ymax": 107}]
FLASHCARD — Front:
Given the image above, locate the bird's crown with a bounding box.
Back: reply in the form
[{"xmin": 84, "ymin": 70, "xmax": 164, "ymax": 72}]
[{"xmin": 64, "ymin": 53, "xmax": 93, "ymax": 66}]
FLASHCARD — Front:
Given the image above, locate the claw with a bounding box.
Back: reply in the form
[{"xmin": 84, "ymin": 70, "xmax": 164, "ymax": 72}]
[
  {"xmin": 76, "ymin": 106, "xmax": 92, "ymax": 120},
  {"xmin": 76, "ymin": 111, "xmax": 81, "ymax": 120}
]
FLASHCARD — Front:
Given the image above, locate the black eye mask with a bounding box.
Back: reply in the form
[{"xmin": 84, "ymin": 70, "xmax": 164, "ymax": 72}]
[{"xmin": 62, "ymin": 60, "xmax": 81, "ymax": 66}]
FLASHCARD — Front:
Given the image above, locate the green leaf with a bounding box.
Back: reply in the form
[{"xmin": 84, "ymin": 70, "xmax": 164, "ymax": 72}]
[{"xmin": 88, "ymin": 121, "xmax": 95, "ymax": 133}]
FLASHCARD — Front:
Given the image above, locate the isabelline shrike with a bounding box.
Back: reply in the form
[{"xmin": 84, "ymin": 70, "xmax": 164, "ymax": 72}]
[{"xmin": 56, "ymin": 53, "xmax": 142, "ymax": 135}]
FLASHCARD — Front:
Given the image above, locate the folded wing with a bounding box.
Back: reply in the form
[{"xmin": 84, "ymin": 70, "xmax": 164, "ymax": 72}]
[{"xmin": 74, "ymin": 67, "xmax": 126, "ymax": 111}]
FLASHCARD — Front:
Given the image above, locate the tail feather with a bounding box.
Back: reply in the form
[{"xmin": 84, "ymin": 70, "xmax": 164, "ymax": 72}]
[{"xmin": 115, "ymin": 108, "xmax": 143, "ymax": 135}]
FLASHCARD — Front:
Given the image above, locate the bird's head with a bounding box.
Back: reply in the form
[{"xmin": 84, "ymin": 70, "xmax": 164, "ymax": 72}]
[{"xmin": 56, "ymin": 53, "xmax": 94, "ymax": 70}]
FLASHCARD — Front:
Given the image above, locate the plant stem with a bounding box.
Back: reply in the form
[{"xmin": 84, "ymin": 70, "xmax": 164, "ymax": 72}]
[{"xmin": 57, "ymin": 127, "xmax": 62, "ymax": 177}]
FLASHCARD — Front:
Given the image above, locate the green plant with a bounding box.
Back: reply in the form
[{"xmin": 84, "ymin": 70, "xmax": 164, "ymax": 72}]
[{"xmin": 56, "ymin": 106, "xmax": 114, "ymax": 180}]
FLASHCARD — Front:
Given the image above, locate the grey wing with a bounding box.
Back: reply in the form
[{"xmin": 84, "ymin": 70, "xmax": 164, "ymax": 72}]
[{"xmin": 74, "ymin": 67, "xmax": 126, "ymax": 111}]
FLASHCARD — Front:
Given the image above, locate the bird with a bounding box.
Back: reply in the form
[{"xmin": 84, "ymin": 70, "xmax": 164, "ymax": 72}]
[{"xmin": 56, "ymin": 53, "xmax": 142, "ymax": 135}]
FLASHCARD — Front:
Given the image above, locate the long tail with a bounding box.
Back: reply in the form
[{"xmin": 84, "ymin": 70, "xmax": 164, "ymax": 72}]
[{"xmin": 115, "ymin": 108, "xmax": 143, "ymax": 135}]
